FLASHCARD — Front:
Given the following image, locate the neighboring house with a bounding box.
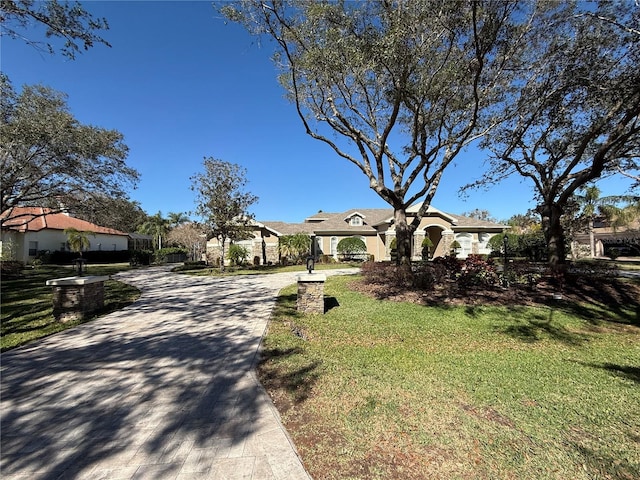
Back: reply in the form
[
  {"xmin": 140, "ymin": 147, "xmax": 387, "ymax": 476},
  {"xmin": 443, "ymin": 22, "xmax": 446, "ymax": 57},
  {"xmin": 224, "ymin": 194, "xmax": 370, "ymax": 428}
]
[
  {"xmin": 206, "ymin": 203, "xmax": 507, "ymax": 265},
  {"xmin": 1, "ymin": 207, "xmax": 129, "ymax": 263},
  {"xmin": 573, "ymin": 217, "xmax": 640, "ymax": 257}
]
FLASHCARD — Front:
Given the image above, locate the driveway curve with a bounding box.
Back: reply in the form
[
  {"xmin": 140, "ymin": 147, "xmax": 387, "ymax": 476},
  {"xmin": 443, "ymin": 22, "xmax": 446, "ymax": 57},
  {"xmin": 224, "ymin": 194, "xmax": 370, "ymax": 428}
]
[{"xmin": 1, "ymin": 266, "xmax": 358, "ymax": 480}]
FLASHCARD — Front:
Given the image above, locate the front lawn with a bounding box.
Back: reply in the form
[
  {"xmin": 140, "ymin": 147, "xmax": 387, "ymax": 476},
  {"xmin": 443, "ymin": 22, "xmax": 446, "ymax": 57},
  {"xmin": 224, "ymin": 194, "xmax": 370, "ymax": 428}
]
[
  {"xmin": 1, "ymin": 264, "xmax": 140, "ymax": 351},
  {"xmin": 260, "ymin": 274, "xmax": 640, "ymax": 479}
]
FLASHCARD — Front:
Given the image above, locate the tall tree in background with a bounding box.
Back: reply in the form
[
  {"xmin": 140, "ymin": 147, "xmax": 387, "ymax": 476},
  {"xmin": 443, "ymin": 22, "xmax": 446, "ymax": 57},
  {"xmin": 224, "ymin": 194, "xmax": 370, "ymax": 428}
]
[
  {"xmin": 167, "ymin": 222, "xmax": 207, "ymax": 261},
  {"xmin": 72, "ymin": 195, "xmax": 148, "ymax": 233},
  {"xmin": 0, "ymin": 0, "xmax": 111, "ymax": 59},
  {"xmin": 460, "ymin": 209, "xmax": 497, "ymax": 223},
  {"xmin": 167, "ymin": 212, "xmax": 189, "ymax": 229},
  {"xmin": 0, "ymin": 76, "xmax": 139, "ymax": 227},
  {"xmin": 191, "ymin": 158, "xmax": 258, "ymax": 272},
  {"xmin": 467, "ymin": 2, "xmax": 640, "ymax": 269},
  {"xmin": 222, "ymin": 0, "xmax": 532, "ymax": 264}
]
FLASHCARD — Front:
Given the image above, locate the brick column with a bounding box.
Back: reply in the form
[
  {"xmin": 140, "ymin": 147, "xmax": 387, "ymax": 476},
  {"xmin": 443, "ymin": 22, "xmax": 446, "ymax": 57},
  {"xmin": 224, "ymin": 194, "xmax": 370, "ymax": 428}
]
[
  {"xmin": 296, "ymin": 273, "xmax": 326, "ymax": 314},
  {"xmin": 46, "ymin": 276, "xmax": 109, "ymax": 323}
]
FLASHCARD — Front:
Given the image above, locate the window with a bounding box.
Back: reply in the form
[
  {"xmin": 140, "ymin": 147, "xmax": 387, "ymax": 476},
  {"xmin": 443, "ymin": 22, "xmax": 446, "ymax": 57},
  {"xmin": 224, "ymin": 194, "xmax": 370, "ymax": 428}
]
[
  {"xmin": 330, "ymin": 236, "xmax": 338, "ymax": 255},
  {"xmin": 28, "ymin": 241, "xmax": 38, "ymax": 257},
  {"xmin": 60, "ymin": 243, "xmax": 67, "ymax": 252},
  {"xmin": 455, "ymin": 233, "xmax": 473, "ymax": 258},
  {"xmin": 315, "ymin": 236, "xmax": 323, "ymax": 256},
  {"xmin": 349, "ymin": 216, "xmax": 363, "ymax": 226}
]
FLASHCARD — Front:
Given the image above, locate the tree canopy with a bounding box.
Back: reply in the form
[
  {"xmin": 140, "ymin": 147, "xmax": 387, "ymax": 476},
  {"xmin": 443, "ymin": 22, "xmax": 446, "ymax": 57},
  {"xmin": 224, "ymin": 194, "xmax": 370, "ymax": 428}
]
[
  {"xmin": 0, "ymin": 76, "xmax": 139, "ymax": 227},
  {"xmin": 222, "ymin": 0, "xmax": 532, "ymax": 264},
  {"xmin": 72, "ymin": 195, "xmax": 148, "ymax": 233},
  {"xmin": 0, "ymin": 0, "xmax": 111, "ymax": 59},
  {"xmin": 468, "ymin": 1, "xmax": 640, "ymax": 267},
  {"xmin": 190, "ymin": 158, "xmax": 258, "ymax": 272}
]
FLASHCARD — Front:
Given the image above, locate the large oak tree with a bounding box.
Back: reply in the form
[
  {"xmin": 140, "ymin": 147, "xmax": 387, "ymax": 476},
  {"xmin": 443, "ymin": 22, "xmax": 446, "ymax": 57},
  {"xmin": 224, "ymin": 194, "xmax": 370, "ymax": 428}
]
[
  {"xmin": 0, "ymin": 76, "xmax": 139, "ymax": 227},
  {"xmin": 468, "ymin": 2, "xmax": 640, "ymax": 268},
  {"xmin": 222, "ymin": 0, "xmax": 533, "ymax": 264}
]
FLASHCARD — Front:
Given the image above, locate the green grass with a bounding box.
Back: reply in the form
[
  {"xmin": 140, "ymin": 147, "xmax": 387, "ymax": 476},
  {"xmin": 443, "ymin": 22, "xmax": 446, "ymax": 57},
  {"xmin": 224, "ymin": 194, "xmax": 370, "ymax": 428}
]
[
  {"xmin": 176, "ymin": 262, "xmax": 361, "ymax": 276},
  {"xmin": 1, "ymin": 264, "xmax": 140, "ymax": 351},
  {"xmin": 261, "ymin": 275, "xmax": 640, "ymax": 480}
]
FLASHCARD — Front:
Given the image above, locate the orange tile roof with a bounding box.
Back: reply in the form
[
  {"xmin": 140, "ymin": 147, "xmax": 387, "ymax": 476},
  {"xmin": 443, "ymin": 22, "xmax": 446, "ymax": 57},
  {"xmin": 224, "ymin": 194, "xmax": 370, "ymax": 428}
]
[{"xmin": 1, "ymin": 207, "xmax": 128, "ymax": 236}]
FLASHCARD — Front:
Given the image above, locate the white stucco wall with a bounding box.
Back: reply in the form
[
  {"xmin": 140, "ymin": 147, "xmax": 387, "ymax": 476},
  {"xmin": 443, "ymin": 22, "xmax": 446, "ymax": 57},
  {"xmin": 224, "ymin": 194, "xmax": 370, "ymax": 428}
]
[{"xmin": 4, "ymin": 230, "xmax": 128, "ymax": 263}]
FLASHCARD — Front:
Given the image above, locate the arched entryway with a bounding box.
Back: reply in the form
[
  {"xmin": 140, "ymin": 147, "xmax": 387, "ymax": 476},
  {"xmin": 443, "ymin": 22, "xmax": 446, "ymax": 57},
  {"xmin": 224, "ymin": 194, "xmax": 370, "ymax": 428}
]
[{"xmin": 424, "ymin": 225, "xmax": 445, "ymax": 258}]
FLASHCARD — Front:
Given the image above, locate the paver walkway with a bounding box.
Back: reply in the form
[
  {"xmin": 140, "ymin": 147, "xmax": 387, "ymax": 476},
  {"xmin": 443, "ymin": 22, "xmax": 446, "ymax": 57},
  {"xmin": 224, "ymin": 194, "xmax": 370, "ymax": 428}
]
[{"xmin": 1, "ymin": 266, "xmax": 358, "ymax": 479}]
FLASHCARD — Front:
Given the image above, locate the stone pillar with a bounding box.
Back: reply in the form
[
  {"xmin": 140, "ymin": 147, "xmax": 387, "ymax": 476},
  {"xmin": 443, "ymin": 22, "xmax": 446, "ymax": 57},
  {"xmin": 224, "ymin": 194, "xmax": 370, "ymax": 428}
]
[
  {"xmin": 441, "ymin": 230, "xmax": 455, "ymax": 255},
  {"xmin": 414, "ymin": 231, "xmax": 425, "ymax": 261},
  {"xmin": 46, "ymin": 276, "xmax": 109, "ymax": 323},
  {"xmin": 296, "ymin": 273, "xmax": 326, "ymax": 314}
]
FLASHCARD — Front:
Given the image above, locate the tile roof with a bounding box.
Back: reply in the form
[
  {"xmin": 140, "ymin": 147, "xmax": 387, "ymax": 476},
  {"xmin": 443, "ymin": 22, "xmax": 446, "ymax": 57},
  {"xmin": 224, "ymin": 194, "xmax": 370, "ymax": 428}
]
[{"xmin": 1, "ymin": 207, "xmax": 128, "ymax": 236}]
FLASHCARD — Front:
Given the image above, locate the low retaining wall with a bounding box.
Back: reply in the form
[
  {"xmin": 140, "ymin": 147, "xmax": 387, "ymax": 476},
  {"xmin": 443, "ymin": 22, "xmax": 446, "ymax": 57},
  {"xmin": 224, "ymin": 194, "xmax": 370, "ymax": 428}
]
[
  {"xmin": 296, "ymin": 273, "xmax": 326, "ymax": 314},
  {"xmin": 46, "ymin": 276, "xmax": 110, "ymax": 323}
]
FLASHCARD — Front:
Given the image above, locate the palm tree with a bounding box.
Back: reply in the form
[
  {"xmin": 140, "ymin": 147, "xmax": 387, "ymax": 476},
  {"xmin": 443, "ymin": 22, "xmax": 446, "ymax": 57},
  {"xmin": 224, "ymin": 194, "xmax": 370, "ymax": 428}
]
[
  {"xmin": 138, "ymin": 212, "xmax": 170, "ymax": 250},
  {"xmin": 64, "ymin": 228, "xmax": 92, "ymax": 256},
  {"xmin": 167, "ymin": 211, "xmax": 189, "ymax": 229},
  {"xmin": 64, "ymin": 228, "xmax": 93, "ymax": 275}
]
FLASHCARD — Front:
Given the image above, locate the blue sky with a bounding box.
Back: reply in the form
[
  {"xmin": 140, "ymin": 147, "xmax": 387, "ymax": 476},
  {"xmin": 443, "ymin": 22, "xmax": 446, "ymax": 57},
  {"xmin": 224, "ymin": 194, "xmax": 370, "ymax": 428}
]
[{"xmin": 2, "ymin": 1, "xmax": 634, "ymax": 223}]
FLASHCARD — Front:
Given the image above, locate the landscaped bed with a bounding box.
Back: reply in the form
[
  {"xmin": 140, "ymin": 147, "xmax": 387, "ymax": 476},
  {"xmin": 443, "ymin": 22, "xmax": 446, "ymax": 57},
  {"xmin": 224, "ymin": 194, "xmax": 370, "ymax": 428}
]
[{"xmin": 260, "ymin": 272, "xmax": 640, "ymax": 479}]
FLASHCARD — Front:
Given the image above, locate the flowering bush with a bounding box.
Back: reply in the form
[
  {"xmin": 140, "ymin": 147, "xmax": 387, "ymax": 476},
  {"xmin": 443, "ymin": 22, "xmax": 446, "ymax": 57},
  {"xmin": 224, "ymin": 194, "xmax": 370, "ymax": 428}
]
[{"xmin": 458, "ymin": 255, "xmax": 499, "ymax": 286}]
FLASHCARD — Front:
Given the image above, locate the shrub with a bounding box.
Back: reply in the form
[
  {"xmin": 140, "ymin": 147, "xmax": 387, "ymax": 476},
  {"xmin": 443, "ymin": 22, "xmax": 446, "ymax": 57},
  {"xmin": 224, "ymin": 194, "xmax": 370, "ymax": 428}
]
[
  {"xmin": 411, "ymin": 262, "xmax": 437, "ymax": 290},
  {"xmin": 458, "ymin": 255, "xmax": 498, "ymax": 287},
  {"xmin": 421, "ymin": 237, "xmax": 433, "ymax": 260},
  {"xmin": 156, "ymin": 247, "xmax": 188, "ymax": 263},
  {"xmin": 389, "ymin": 238, "xmax": 397, "ymax": 263},
  {"xmin": 228, "ymin": 244, "xmax": 250, "ymax": 266},
  {"xmin": 130, "ymin": 250, "xmax": 152, "ymax": 266},
  {"xmin": 279, "ymin": 233, "xmax": 311, "ymax": 264},
  {"xmin": 1, "ymin": 260, "xmax": 23, "ymax": 277},
  {"xmin": 172, "ymin": 261, "xmax": 208, "ymax": 272},
  {"xmin": 450, "ymin": 240, "xmax": 461, "ymax": 256},
  {"xmin": 607, "ymin": 247, "xmax": 621, "ymax": 260},
  {"xmin": 431, "ymin": 255, "xmax": 461, "ymax": 279},
  {"xmin": 361, "ymin": 261, "xmax": 413, "ymax": 288},
  {"xmin": 337, "ymin": 237, "xmax": 367, "ymax": 261}
]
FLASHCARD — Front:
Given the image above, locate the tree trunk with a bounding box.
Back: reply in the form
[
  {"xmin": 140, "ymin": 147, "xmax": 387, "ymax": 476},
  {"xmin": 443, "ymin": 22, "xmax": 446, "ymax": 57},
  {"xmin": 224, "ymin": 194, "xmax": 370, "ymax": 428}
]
[
  {"xmin": 394, "ymin": 208, "xmax": 414, "ymax": 266},
  {"xmin": 538, "ymin": 203, "xmax": 567, "ymax": 272},
  {"xmin": 219, "ymin": 236, "xmax": 227, "ymax": 273}
]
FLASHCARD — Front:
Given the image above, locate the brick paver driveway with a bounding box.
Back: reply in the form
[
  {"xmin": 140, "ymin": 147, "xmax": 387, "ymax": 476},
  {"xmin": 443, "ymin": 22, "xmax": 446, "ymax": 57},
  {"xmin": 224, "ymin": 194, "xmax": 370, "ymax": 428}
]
[{"xmin": 1, "ymin": 266, "xmax": 357, "ymax": 479}]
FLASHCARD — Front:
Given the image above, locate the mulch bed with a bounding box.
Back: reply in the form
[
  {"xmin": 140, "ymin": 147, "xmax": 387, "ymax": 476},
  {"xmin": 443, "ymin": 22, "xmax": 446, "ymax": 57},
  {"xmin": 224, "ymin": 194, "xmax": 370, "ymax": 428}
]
[{"xmin": 348, "ymin": 274, "xmax": 640, "ymax": 310}]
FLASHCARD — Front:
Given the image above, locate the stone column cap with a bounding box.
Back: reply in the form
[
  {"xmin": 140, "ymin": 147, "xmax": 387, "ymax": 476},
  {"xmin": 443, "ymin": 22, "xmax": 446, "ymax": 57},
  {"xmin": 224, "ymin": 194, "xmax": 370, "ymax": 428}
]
[
  {"xmin": 46, "ymin": 275, "xmax": 110, "ymax": 286},
  {"xmin": 296, "ymin": 273, "xmax": 327, "ymax": 282}
]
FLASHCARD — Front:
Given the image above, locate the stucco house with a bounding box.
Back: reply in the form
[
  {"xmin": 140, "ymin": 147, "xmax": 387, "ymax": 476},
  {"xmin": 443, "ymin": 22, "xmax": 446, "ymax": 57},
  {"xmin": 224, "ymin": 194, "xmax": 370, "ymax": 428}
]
[
  {"xmin": 572, "ymin": 217, "xmax": 640, "ymax": 258},
  {"xmin": 206, "ymin": 203, "xmax": 507, "ymax": 265},
  {"xmin": 1, "ymin": 207, "xmax": 129, "ymax": 263}
]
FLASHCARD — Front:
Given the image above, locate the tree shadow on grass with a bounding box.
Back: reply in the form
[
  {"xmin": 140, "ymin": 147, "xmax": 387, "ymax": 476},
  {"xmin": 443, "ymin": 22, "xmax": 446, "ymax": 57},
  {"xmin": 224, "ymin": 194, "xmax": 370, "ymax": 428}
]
[
  {"xmin": 557, "ymin": 276, "xmax": 640, "ymax": 327},
  {"xmin": 492, "ymin": 305, "xmax": 591, "ymax": 346},
  {"xmin": 570, "ymin": 360, "xmax": 640, "ymax": 385},
  {"xmin": 258, "ymin": 347, "xmax": 321, "ymax": 405}
]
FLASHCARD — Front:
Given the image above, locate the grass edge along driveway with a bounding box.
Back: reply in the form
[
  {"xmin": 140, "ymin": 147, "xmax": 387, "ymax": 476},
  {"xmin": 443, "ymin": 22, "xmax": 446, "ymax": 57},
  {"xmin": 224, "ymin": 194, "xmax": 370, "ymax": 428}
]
[
  {"xmin": 1, "ymin": 264, "xmax": 140, "ymax": 351},
  {"xmin": 260, "ymin": 274, "xmax": 640, "ymax": 480}
]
